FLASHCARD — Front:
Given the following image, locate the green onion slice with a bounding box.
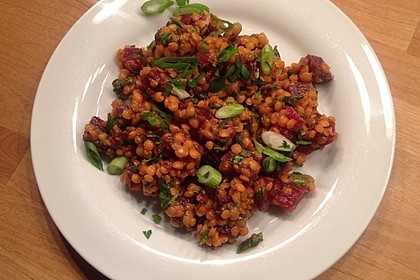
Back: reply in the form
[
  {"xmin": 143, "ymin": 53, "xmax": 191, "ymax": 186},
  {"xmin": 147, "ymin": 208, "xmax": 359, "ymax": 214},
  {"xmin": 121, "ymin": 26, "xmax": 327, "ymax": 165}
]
[
  {"xmin": 261, "ymin": 131, "xmax": 296, "ymax": 152},
  {"xmin": 173, "ymin": 3, "xmax": 209, "ymax": 16},
  {"xmin": 262, "ymin": 157, "xmax": 277, "ymax": 173},
  {"xmin": 262, "ymin": 148, "xmax": 292, "ymax": 163},
  {"xmin": 260, "ymin": 44, "xmax": 274, "ymax": 74},
  {"xmin": 215, "ymin": 104, "xmax": 244, "ymax": 119},
  {"xmin": 84, "ymin": 141, "xmax": 103, "ymax": 171},
  {"xmin": 197, "ymin": 165, "xmax": 222, "ymax": 188},
  {"xmin": 153, "ymin": 56, "xmax": 198, "ymax": 75},
  {"xmin": 141, "ymin": 0, "xmax": 174, "ymax": 15},
  {"xmin": 107, "ymin": 156, "xmax": 129, "ymax": 175},
  {"xmin": 237, "ymin": 232, "xmax": 263, "ymax": 254}
]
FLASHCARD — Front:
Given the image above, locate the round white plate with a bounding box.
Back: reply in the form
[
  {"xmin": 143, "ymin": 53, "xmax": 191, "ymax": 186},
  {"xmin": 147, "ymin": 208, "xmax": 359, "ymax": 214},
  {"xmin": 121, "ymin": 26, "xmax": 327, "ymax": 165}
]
[{"xmin": 31, "ymin": 0, "xmax": 395, "ymax": 279}]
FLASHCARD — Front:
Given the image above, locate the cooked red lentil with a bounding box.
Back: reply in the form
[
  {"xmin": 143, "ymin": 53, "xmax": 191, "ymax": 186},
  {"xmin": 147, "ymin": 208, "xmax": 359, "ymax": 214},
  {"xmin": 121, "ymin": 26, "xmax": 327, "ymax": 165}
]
[{"xmin": 83, "ymin": 9, "xmax": 338, "ymax": 249}]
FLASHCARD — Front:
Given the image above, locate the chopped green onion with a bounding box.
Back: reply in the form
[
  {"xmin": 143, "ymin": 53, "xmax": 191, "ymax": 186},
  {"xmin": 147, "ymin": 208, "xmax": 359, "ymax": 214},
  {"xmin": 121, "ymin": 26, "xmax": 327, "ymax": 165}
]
[
  {"xmin": 141, "ymin": 208, "xmax": 148, "ymax": 215},
  {"xmin": 237, "ymin": 232, "xmax": 263, "ymax": 254},
  {"xmin": 291, "ymin": 173, "xmax": 313, "ymax": 186},
  {"xmin": 153, "ymin": 56, "xmax": 198, "ymax": 75},
  {"xmin": 295, "ymin": 139, "xmax": 311, "ymax": 145},
  {"xmin": 262, "ymin": 148, "xmax": 292, "ymax": 163},
  {"xmin": 141, "ymin": 0, "xmax": 174, "ymax": 15},
  {"xmin": 188, "ymin": 72, "xmax": 206, "ymax": 87},
  {"xmin": 260, "ymin": 44, "xmax": 274, "ymax": 74},
  {"xmin": 173, "ymin": 3, "xmax": 209, "ymax": 16},
  {"xmin": 215, "ymin": 104, "xmax": 244, "ymax": 119},
  {"xmin": 261, "ymin": 131, "xmax": 296, "ymax": 152},
  {"xmin": 152, "ymin": 214, "xmax": 162, "ymax": 223},
  {"xmin": 218, "ymin": 44, "xmax": 238, "ymax": 63},
  {"xmin": 171, "ymin": 86, "xmax": 190, "ymax": 99},
  {"xmin": 107, "ymin": 156, "xmax": 128, "ymax": 175},
  {"xmin": 143, "ymin": 229, "xmax": 152, "ymax": 239},
  {"xmin": 197, "ymin": 165, "xmax": 222, "ymax": 188},
  {"xmin": 253, "ymin": 140, "xmax": 265, "ymax": 153},
  {"xmin": 84, "ymin": 141, "xmax": 103, "ymax": 171},
  {"xmin": 262, "ymin": 157, "xmax": 277, "ymax": 173}
]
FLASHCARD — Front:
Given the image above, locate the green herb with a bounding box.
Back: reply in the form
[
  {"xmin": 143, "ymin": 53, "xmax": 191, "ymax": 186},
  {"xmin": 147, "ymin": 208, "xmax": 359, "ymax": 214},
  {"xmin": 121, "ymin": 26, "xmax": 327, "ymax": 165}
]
[
  {"xmin": 141, "ymin": 0, "xmax": 174, "ymax": 15},
  {"xmin": 281, "ymin": 94, "xmax": 303, "ymax": 106},
  {"xmin": 143, "ymin": 229, "xmax": 152, "ymax": 239},
  {"xmin": 255, "ymin": 186, "xmax": 265, "ymax": 201},
  {"xmin": 260, "ymin": 44, "xmax": 274, "ymax": 74},
  {"xmin": 295, "ymin": 140, "xmax": 311, "ymax": 145},
  {"xmin": 152, "ymin": 214, "xmax": 162, "ymax": 223},
  {"xmin": 213, "ymin": 140, "xmax": 228, "ymax": 150},
  {"xmin": 237, "ymin": 232, "xmax": 263, "ymax": 254},
  {"xmin": 217, "ymin": 118, "xmax": 230, "ymax": 128},
  {"xmin": 262, "ymin": 157, "xmax": 276, "ymax": 173},
  {"xmin": 112, "ymin": 76, "xmax": 135, "ymax": 96},
  {"xmin": 106, "ymin": 113, "xmax": 119, "ymax": 134},
  {"xmin": 107, "ymin": 156, "xmax": 129, "ymax": 175},
  {"xmin": 226, "ymin": 63, "xmax": 241, "ymax": 82},
  {"xmin": 255, "ymin": 92, "xmax": 261, "ymax": 99},
  {"xmin": 215, "ymin": 104, "xmax": 244, "ymax": 118},
  {"xmin": 197, "ymin": 165, "xmax": 222, "ymax": 188},
  {"xmin": 173, "ymin": 3, "xmax": 209, "ymax": 16},
  {"xmin": 130, "ymin": 164, "xmax": 140, "ymax": 172},
  {"xmin": 144, "ymin": 153, "xmax": 163, "ymax": 163},
  {"xmin": 160, "ymin": 32, "xmax": 172, "ymax": 45},
  {"xmin": 84, "ymin": 141, "xmax": 103, "ymax": 171},
  {"xmin": 218, "ymin": 44, "xmax": 238, "ymax": 63},
  {"xmin": 209, "ymin": 75, "xmax": 226, "ymax": 93},
  {"xmin": 141, "ymin": 208, "xmax": 148, "ymax": 215},
  {"xmin": 188, "ymin": 72, "xmax": 206, "ymax": 87},
  {"xmin": 158, "ymin": 179, "xmax": 177, "ymax": 211},
  {"xmin": 240, "ymin": 63, "xmax": 250, "ymax": 79},
  {"xmin": 199, "ymin": 230, "xmax": 209, "ymax": 245},
  {"xmin": 153, "ymin": 56, "xmax": 198, "ymax": 75},
  {"xmin": 151, "ymin": 103, "xmax": 173, "ymax": 122},
  {"xmin": 141, "ymin": 111, "xmax": 169, "ymax": 129},
  {"xmin": 273, "ymin": 45, "xmax": 281, "ymax": 59}
]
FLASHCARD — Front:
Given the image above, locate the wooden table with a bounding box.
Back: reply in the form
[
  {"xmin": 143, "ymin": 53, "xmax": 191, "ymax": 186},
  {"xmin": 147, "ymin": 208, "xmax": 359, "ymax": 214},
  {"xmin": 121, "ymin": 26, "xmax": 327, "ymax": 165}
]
[{"xmin": 1, "ymin": 0, "xmax": 419, "ymax": 279}]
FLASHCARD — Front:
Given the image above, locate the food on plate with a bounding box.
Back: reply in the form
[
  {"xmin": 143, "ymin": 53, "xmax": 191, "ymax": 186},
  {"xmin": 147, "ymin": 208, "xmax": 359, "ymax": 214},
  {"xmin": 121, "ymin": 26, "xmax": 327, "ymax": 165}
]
[{"xmin": 82, "ymin": 4, "xmax": 338, "ymax": 249}]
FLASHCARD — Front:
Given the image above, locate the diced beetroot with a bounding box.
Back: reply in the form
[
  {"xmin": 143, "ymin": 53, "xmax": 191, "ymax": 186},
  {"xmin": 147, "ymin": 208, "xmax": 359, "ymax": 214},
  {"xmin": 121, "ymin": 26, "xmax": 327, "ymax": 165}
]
[
  {"xmin": 197, "ymin": 53, "xmax": 212, "ymax": 69},
  {"xmin": 179, "ymin": 13, "xmax": 194, "ymax": 25},
  {"xmin": 306, "ymin": 54, "xmax": 334, "ymax": 83},
  {"xmin": 288, "ymin": 82, "xmax": 312, "ymax": 96},
  {"xmin": 270, "ymin": 179, "xmax": 308, "ymax": 211},
  {"xmin": 285, "ymin": 107, "xmax": 304, "ymax": 131},
  {"xmin": 194, "ymin": 105, "xmax": 214, "ymax": 126},
  {"xmin": 140, "ymin": 69, "xmax": 168, "ymax": 95},
  {"xmin": 277, "ymin": 127, "xmax": 296, "ymax": 142},
  {"xmin": 121, "ymin": 47, "xmax": 146, "ymax": 73}
]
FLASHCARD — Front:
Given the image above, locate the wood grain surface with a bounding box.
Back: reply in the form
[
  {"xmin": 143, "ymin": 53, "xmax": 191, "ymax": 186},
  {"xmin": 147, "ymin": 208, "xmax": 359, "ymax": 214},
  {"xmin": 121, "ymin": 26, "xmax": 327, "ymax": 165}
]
[{"xmin": 1, "ymin": 0, "xmax": 419, "ymax": 279}]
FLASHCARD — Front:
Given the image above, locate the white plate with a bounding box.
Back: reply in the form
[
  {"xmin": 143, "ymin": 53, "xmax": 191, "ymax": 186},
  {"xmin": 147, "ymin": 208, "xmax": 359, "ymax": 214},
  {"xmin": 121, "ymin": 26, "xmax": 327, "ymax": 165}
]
[{"xmin": 31, "ymin": 0, "xmax": 395, "ymax": 279}]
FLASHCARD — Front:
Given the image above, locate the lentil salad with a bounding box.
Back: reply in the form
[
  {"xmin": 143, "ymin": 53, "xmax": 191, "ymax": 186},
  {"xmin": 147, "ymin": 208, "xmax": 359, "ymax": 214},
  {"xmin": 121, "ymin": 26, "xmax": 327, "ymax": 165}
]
[{"xmin": 83, "ymin": 6, "xmax": 338, "ymax": 249}]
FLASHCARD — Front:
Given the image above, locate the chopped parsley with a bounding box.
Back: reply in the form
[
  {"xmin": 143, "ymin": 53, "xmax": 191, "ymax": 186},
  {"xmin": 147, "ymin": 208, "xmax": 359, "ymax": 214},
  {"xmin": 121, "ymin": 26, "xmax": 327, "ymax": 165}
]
[{"xmin": 143, "ymin": 229, "xmax": 152, "ymax": 239}]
